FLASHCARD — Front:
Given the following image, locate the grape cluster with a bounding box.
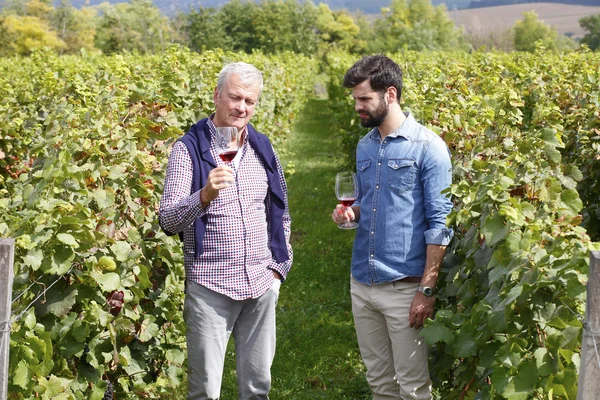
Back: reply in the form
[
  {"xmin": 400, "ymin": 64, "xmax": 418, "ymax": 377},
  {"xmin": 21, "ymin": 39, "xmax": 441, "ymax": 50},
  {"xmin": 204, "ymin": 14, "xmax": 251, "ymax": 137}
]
[
  {"xmin": 102, "ymin": 381, "xmax": 113, "ymax": 400},
  {"xmin": 106, "ymin": 290, "xmax": 125, "ymax": 316}
]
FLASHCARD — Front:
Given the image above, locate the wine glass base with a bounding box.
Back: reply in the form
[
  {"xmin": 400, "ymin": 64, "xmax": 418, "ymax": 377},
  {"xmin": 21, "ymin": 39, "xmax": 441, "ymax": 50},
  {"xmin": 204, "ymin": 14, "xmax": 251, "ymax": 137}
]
[{"xmin": 338, "ymin": 222, "xmax": 358, "ymax": 230}]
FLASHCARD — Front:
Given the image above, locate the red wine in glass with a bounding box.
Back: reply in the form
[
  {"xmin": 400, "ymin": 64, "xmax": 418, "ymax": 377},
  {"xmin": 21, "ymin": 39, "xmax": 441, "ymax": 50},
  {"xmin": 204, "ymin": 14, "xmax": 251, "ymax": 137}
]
[
  {"xmin": 215, "ymin": 127, "xmax": 240, "ymax": 164},
  {"xmin": 339, "ymin": 197, "xmax": 356, "ymax": 207},
  {"xmin": 219, "ymin": 150, "xmax": 238, "ymax": 162},
  {"xmin": 335, "ymin": 172, "xmax": 359, "ymax": 229}
]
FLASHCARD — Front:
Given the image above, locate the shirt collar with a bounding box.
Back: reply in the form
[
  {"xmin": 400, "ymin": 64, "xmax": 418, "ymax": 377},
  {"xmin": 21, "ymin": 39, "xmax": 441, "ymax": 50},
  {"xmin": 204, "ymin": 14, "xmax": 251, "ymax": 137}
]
[{"xmin": 370, "ymin": 112, "xmax": 415, "ymax": 140}]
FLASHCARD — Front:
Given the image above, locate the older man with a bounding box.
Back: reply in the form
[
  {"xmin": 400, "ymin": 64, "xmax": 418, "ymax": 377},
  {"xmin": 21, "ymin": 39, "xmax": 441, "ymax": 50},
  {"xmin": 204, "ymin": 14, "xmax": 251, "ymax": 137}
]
[{"xmin": 159, "ymin": 62, "xmax": 293, "ymax": 400}]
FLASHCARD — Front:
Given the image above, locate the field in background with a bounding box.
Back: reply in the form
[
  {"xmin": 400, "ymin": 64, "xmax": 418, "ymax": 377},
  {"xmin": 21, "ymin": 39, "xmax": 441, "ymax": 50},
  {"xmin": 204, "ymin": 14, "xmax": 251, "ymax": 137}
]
[{"xmin": 449, "ymin": 3, "xmax": 600, "ymax": 37}]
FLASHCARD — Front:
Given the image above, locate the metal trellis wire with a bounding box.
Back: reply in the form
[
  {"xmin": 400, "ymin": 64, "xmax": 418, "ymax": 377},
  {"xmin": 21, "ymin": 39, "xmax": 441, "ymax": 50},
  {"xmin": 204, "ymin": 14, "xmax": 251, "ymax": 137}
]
[{"xmin": 10, "ymin": 267, "xmax": 74, "ymax": 324}]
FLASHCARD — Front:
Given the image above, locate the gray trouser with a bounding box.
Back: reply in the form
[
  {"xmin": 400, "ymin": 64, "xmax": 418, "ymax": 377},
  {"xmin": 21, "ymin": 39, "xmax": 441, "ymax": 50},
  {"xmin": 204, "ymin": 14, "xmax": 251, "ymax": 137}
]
[{"xmin": 184, "ymin": 280, "xmax": 281, "ymax": 400}]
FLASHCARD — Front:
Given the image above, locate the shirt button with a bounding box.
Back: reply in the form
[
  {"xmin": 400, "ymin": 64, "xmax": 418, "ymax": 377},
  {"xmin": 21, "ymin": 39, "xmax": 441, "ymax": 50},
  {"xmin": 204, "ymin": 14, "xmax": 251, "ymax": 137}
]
[
  {"xmin": 373, "ymin": 208, "xmax": 376, "ymax": 212},
  {"xmin": 371, "ymin": 231, "xmax": 374, "ymax": 235},
  {"xmin": 378, "ymin": 162, "xmax": 381, "ymax": 166},
  {"xmin": 376, "ymin": 185, "xmax": 379, "ymax": 189},
  {"xmin": 370, "ymin": 254, "xmax": 374, "ymax": 258}
]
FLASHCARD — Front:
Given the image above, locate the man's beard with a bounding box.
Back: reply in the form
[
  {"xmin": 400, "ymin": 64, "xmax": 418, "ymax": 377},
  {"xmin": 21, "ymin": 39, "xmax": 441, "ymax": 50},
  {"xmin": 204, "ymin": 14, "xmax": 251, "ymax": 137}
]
[{"xmin": 359, "ymin": 98, "xmax": 388, "ymax": 128}]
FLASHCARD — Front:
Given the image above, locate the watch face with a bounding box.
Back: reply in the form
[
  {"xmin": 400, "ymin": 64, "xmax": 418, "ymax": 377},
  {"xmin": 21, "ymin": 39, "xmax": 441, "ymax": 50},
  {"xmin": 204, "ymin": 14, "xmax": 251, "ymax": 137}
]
[{"xmin": 420, "ymin": 286, "xmax": 433, "ymax": 296}]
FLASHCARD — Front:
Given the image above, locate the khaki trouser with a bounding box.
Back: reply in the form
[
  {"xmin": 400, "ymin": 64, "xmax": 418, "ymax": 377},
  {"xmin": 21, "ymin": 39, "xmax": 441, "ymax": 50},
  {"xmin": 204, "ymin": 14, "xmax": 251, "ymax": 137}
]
[{"xmin": 351, "ymin": 276, "xmax": 432, "ymax": 400}]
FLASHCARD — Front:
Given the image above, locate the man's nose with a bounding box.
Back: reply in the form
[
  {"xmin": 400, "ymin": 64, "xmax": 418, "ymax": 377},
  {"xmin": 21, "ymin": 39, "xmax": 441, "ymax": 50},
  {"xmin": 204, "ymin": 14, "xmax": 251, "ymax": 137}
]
[{"xmin": 236, "ymin": 101, "xmax": 246, "ymax": 113}]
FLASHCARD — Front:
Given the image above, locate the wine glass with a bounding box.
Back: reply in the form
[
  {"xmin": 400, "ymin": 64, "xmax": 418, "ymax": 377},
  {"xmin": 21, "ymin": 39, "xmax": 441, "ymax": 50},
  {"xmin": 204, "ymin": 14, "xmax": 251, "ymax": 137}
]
[
  {"xmin": 335, "ymin": 171, "xmax": 358, "ymax": 230},
  {"xmin": 215, "ymin": 126, "xmax": 240, "ymax": 163}
]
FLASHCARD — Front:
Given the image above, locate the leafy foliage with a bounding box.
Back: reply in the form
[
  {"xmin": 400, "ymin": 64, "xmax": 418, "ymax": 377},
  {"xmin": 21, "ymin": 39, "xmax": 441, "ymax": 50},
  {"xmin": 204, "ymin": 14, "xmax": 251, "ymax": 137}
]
[
  {"xmin": 579, "ymin": 13, "xmax": 600, "ymax": 51},
  {"xmin": 0, "ymin": 0, "xmax": 99, "ymax": 55},
  {"xmin": 315, "ymin": 3, "xmax": 366, "ymax": 53},
  {"xmin": 0, "ymin": 14, "xmax": 66, "ymax": 55},
  {"xmin": 324, "ymin": 49, "xmax": 600, "ymax": 398},
  {"xmin": 94, "ymin": 0, "xmax": 176, "ymax": 55},
  {"xmin": 0, "ymin": 45, "xmax": 317, "ymax": 398},
  {"xmin": 186, "ymin": 0, "xmax": 367, "ymax": 55},
  {"xmin": 513, "ymin": 11, "xmax": 576, "ymax": 53},
  {"xmin": 50, "ymin": 0, "xmax": 98, "ymax": 53},
  {"xmin": 367, "ymin": 0, "xmax": 468, "ymax": 52}
]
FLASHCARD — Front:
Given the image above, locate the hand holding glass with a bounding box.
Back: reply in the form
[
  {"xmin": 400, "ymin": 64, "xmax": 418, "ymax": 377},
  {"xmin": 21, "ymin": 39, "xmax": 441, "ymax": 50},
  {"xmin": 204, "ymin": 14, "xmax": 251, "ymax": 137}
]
[
  {"xmin": 215, "ymin": 127, "xmax": 240, "ymax": 163},
  {"xmin": 335, "ymin": 171, "xmax": 358, "ymax": 229}
]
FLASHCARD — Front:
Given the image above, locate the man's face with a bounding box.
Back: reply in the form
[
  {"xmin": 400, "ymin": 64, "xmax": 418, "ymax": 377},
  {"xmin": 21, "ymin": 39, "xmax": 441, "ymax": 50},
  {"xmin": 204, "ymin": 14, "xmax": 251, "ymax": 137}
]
[
  {"xmin": 352, "ymin": 79, "xmax": 388, "ymax": 128},
  {"xmin": 212, "ymin": 74, "xmax": 261, "ymax": 131}
]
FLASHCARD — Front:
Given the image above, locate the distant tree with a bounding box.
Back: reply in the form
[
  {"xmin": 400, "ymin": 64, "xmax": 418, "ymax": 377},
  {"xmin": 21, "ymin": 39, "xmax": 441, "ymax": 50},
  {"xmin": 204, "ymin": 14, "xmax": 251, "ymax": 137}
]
[
  {"xmin": 315, "ymin": 3, "xmax": 365, "ymax": 53},
  {"xmin": 94, "ymin": 0, "xmax": 177, "ymax": 54},
  {"xmin": 1, "ymin": 0, "xmax": 27, "ymax": 15},
  {"xmin": 513, "ymin": 11, "xmax": 575, "ymax": 53},
  {"xmin": 580, "ymin": 13, "xmax": 600, "ymax": 51},
  {"xmin": 185, "ymin": 0, "xmax": 325, "ymax": 55},
  {"xmin": 369, "ymin": 0, "xmax": 467, "ymax": 52},
  {"xmin": 0, "ymin": 0, "xmax": 65, "ymax": 55},
  {"xmin": 0, "ymin": 14, "xmax": 66, "ymax": 55},
  {"xmin": 251, "ymin": 0, "xmax": 320, "ymax": 54},
  {"xmin": 51, "ymin": 0, "xmax": 97, "ymax": 54},
  {"xmin": 216, "ymin": 0, "xmax": 258, "ymax": 53},
  {"xmin": 0, "ymin": 0, "xmax": 100, "ymax": 55},
  {"xmin": 185, "ymin": 7, "xmax": 232, "ymax": 53},
  {"xmin": 354, "ymin": 11, "xmax": 376, "ymax": 52},
  {"xmin": 24, "ymin": 0, "xmax": 52, "ymax": 19},
  {"xmin": 0, "ymin": 17, "xmax": 12, "ymax": 56}
]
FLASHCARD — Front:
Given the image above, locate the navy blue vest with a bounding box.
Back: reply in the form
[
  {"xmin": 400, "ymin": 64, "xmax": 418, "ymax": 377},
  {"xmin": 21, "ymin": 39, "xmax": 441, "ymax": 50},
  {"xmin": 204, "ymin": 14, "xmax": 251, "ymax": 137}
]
[{"xmin": 162, "ymin": 118, "xmax": 289, "ymax": 263}]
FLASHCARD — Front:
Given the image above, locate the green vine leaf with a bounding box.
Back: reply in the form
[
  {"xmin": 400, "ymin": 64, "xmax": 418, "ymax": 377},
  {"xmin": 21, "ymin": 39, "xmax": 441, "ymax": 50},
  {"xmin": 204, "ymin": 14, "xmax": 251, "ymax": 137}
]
[
  {"xmin": 91, "ymin": 271, "xmax": 121, "ymax": 292},
  {"xmin": 23, "ymin": 249, "xmax": 44, "ymax": 271},
  {"xmin": 110, "ymin": 240, "xmax": 133, "ymax": 262},
  {"xmin": 420, "ymin": 323, "xmax": 455, "ymax": 344},
  {"xmin": 559, "ymin": 189, "xmax": 583, "ymax": 217},
  {"xmin": 482, "ymin": 213, "xmax": 509, "ymax": 246},
  {"xmin": 139, "ymin": 315, "xmax": 160, "ymax": 343},
  {"xmin": 13, "ymin": 360, "xmax": 32, "ymax": 389},
  {"xmin": 452, "ymin": 327, "xmax": 478, "ymax": 358}
]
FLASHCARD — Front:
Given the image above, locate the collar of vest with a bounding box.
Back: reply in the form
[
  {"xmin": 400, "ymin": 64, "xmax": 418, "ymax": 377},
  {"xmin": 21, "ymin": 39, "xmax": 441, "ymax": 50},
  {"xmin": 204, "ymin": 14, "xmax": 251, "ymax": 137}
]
[
  {"xmin": 190, "ymin": 119, "xmax": 278, "ymax": 173},
  {"xmin": 176, "ymin": 118, "xmax": 289, "ymax": 263}
]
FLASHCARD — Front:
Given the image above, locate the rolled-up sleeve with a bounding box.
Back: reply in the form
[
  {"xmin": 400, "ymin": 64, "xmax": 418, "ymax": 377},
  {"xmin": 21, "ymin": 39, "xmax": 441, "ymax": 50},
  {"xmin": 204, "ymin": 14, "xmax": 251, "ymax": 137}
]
[
  {"xmin": 422, "ymin": 137, "xmax": 454, "ymax": 246},
  {"xmin": 158, "ymin": 141, "xmax": 207, "ymax": 235}
]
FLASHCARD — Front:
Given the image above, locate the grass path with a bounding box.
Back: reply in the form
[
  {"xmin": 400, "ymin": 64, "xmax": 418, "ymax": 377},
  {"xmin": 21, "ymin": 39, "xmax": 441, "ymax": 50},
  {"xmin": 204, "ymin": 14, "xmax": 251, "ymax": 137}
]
[{"xmin": 268, "ymin": 99, "xmax": 370, "ymax": 399}]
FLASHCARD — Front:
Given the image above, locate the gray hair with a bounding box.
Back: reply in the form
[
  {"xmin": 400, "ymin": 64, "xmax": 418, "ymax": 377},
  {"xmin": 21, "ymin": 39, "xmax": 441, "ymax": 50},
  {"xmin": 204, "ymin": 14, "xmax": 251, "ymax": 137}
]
[{"xmin": 216, "ymin": 62, "xmax": 263, "ymax": 97}]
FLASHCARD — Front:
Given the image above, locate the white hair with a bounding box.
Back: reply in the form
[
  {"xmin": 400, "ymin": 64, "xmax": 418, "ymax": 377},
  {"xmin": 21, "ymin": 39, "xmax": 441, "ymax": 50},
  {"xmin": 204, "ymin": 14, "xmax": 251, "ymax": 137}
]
[{"xmin": 216, "ymin": 62, "xmax": 263, "ymax": 96}]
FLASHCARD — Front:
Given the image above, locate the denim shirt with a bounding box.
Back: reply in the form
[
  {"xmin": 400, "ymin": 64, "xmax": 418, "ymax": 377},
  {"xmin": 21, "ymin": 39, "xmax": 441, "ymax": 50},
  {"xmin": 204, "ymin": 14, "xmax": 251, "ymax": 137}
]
[{"xmin": 352, "ymin": 112, "xmax": 453, "ymax": 285}]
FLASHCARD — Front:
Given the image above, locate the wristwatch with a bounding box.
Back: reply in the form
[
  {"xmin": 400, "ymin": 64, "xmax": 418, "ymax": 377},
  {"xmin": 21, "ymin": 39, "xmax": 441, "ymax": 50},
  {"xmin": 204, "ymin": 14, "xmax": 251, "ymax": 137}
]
[{"xmin": 417, "ymin": 286, "xmax": 434, "ymax": 297}]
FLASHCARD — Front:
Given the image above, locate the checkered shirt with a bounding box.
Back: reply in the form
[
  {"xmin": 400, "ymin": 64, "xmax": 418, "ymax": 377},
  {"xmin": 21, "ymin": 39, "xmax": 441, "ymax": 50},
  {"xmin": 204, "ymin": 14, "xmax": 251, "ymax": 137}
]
[{"xmin": 159, "ymin": 120, "xmax": 293, "ymax": 300}]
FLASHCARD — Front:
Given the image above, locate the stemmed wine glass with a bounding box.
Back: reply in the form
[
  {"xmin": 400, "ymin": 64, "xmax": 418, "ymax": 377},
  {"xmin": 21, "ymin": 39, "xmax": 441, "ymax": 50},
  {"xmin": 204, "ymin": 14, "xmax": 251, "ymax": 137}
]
[
  {"xmin": 215, "ymin": 127, "xmax": 240, "ymax": 163},
  {"xmin": 335, "ymin": 171, "xmax": 358, "ymax": 229}
]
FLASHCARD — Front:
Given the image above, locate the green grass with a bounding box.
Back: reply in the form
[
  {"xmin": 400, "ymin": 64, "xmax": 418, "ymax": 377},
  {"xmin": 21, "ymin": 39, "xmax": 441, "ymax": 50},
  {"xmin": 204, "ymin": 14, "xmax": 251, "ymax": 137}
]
[
  {"xmin": 169, "ymin": 99, "xmax": 370, "ymax": 399},
  {"xmin": 267, "ymin": 99, "xmax": 370, "ymax": 399}
]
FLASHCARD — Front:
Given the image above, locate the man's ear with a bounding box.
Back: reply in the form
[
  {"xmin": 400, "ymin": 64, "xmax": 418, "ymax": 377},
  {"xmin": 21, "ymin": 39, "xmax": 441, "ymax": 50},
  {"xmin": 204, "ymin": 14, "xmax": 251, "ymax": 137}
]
[
  {"xmin": 386, "ymin": 87, "xmax": 398, "ymax": 104},
  {"xmin": 213, "ymin": 86, "xmax": 219, "ymax": 105}
]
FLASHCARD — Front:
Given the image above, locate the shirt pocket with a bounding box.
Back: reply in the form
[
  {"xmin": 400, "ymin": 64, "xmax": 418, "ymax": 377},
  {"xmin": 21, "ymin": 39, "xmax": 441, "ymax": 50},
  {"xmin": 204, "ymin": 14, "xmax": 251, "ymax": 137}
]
[
  {"xmin": 357, "ymin": 159, "xmax": 372, "ymax": 190},
  {"xmin": 388, "ymin": 159, "xmax": 416, "ymax": 194}
]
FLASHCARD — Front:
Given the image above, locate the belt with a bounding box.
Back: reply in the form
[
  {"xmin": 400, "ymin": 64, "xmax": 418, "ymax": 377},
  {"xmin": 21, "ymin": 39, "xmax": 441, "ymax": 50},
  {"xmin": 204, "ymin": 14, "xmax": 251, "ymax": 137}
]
[{"xmin": 399, "ymin": 276, "xmax": 422, "ymax": 283}]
